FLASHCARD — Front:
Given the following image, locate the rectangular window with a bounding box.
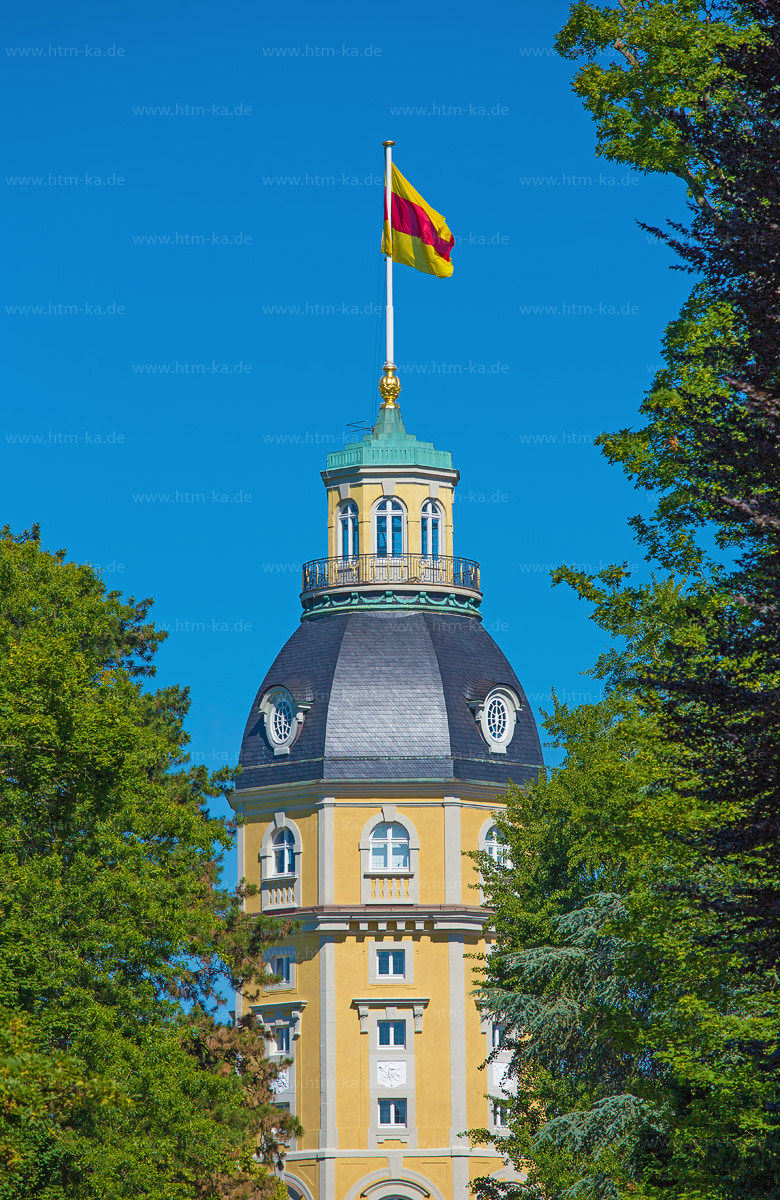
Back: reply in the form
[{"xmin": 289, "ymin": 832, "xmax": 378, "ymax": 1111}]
[
  {"xmin": 274, "ymin": 845, "xmax": 294, "ymax": 874},
  {"xmin": 376, "ymin": 949, "xmax": 405, "ymax": 977},
  {"xmin": 492, "ymin": 1023, "xmax": 506, "ymax": 1049},
  {"xmin": 431, "ymin": 520, "xmax": 439, "ymax": 559},
  {"xmin": 271, "ymin": 1101, "xmax": 291, "ymax": 1140},
  {"xmin": 378, "ymin": 1097, "xmax": 407, "ymax": 1127},
  {"xmin": 378, "ymin": 1020, "xmax": 406, "ymax": 1047},
  {"xmin": 275, "ymin": 1026, "xmax": 290, "ymax": 1054},
  {"xmin": 270, "ymin": 955, "xmax": 291, "ymax": 983},
  {"xmin": 492, "ymin": 1101, "xmax": 508, "ymax": 1128},
  {"xmin": 377, "ymin": 515, "xmax": 387, "ymax": 557},
  {"xmin": 341, "ymin": 520, "xmax": 349, "ymax": 560}
]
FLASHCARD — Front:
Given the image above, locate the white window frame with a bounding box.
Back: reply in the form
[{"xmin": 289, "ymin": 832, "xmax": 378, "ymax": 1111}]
[
  {"xmin": 377, "ymin": 1019, "xmax": 407, "ymax": 1048},
  {"xmin": 337, "ymin": 499, "xmax": 359, "ymax": 560},
  {"xmin": 370, "ymin": 941, "xmax": 413, "ymax": 985},
  {"xmin": 377, "ymin": 1097, "xmax": 408, "ymax": 1128},
  {"xmin": 266, "ymin": 948, "xmax": 295, "ymax": 991},
  {"xmin": 260, "ymin": 815, "xmax": 302, "ymax": 910},
  {"xmin": 272, "ymin": 827, "xmax": 296, "ymax": 875},
  {"xmin": 485, "ymin": 824, "xmax": 510, "ymax": 869},
  {"xmin": 369, "ymin": 821, "xmax": 411, "ymax": 871},
  {"xmin": 492, "ymin": 1100, "xmax": 509, "ymax": 1129},
  {"xmin": 478, "ymin": 817, "xmax": 512, "ymax": 903},
  {"xmin": 369, "ymin": 945, "xmax": 412, "ymax": 984},
  {"xmin": 372, "ymin": 496, "xmax": 407, "ymax": 558},
  {"xmin": 377, "ymin": 949, "xmax": 405, "ymax": 978},
  {"xmin": 271, "ymin": 954, "xmax": 291, "ymax": 983},
  {"xmin": 420, "ymin": 498, "xmax": 444, "ymax": 559}
]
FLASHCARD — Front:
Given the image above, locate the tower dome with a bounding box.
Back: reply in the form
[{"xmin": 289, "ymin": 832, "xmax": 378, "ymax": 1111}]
[{"xmin": 239, "ymin": 609, "xmax": 542, "ymax": 788}]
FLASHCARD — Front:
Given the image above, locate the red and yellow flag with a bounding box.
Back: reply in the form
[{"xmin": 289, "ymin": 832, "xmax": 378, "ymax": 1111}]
[{"xmin": 381, "ymin": 163, "xmax": 454, "ymax": 277}]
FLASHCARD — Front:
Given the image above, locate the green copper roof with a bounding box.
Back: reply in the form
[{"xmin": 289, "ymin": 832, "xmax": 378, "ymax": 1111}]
[{"xmin": 325, "ymin": 403, "xmax": 454, "ymax": 472}]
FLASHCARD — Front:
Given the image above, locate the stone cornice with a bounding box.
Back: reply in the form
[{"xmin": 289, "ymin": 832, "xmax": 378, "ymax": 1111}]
[
  {"xmin": 249, "ymin": 904, "xmax": 491, "ymax": 935},
  {"xmin": 321, "ymin": 463, "xmax": 460, "ymax": 487},
  {"xmin": 230, "ymin": 779, "xmax": 512, "ymax": 812}
]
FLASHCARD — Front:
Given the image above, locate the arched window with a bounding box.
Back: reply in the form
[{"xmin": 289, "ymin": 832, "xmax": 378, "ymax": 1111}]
[
  {"xmin": 374, "ymin": 498, "xmax": 405, "ymax": 558},
  {"xmin": 485, "ymin": 824, "xmax": 509, "ymax": 868},
  {"xmin": 421, "ymin": 499, "xmax": 443, "ymax": 559},
  {"xmin": 370, "ymin": 822, "xmax": 410, "ymax": 870},
  {"xmin": 272, "ymin": 827, "xmax": 295, "ymax": 875},
  {"xmin": 338, "ymin": 500, "xmax": 359, "ymax": 559}
]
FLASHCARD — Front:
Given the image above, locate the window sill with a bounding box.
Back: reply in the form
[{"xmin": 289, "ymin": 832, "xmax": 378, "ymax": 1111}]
[{"xmin": 376, "ymin": 1134, "xmax": 410, "ymax": 1148}]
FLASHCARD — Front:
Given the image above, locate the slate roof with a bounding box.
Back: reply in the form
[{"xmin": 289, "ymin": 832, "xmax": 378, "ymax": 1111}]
[{"xmin": 236, "ymin": 611, "xmax": 544, "ymax": 790}]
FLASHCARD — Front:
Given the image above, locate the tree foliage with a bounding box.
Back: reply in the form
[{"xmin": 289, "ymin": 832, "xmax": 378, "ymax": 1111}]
[
  {"xmin": 555, "ymin": 0, "xmax": 760, "ymax": 199},
  {"xmin": 0, "ymin": 527, "xmax": 294, "ymax": 1200},
  {"xmin": 471, "ymin": 2, "xmax": 780, "ymax": 1197}
]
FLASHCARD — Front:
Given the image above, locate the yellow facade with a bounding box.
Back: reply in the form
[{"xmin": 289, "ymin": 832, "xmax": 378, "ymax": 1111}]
[
  {"xmin": 235, "ymin": 786, "xmax": 515, "ymax": 1200},
  {"xmin": 325, "ymin": 479, "xmax": 455, "ymax": 561}
]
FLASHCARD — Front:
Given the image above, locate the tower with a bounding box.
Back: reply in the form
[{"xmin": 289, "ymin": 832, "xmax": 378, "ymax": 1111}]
[{"xmin": 232, "ymin": 378, "xmax": 544, "ymax": 1200}]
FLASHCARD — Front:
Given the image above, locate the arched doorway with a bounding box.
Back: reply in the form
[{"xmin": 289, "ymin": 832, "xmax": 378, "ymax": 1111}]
[
  {"xmin": 281, "ymin": 1174, "xmax": 315, "ymax": 1200},
  {"xmin": 344, "ymin": 1172, "xmax": 446, "ymax": 1200}
]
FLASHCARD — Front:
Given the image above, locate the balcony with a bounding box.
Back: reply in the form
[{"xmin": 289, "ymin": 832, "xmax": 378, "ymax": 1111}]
[
  {"xmin": 301, "ymin": 554, "xmax": 481, "ymax": 596},
  {"xmin": 262, "ymin": 876, "xmax": 297, "ymax": 910},
  {"xmin": 365, "ymin": 872, "xmax": 414, "ymax": 903}
]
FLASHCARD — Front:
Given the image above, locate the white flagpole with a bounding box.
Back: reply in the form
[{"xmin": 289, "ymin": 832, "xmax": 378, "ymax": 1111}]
[
  {"xmin": 383, "ymin": 140, "xmax": 394, "ymax": 366},
  {"xmin": 380, "ymin": 139, "xmax": 400, "ymax": 404}
]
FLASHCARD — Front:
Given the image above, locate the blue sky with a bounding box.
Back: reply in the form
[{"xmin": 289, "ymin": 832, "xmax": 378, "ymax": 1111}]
[{"xmin": 3, "ymin": 1, "xmax": 691, "ymax": 862}]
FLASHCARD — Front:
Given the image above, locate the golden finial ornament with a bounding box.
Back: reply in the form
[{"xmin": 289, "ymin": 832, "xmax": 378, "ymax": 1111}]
[{"xmin": 378, "ymin": 364, "xmax": 401, "ymax": 406}]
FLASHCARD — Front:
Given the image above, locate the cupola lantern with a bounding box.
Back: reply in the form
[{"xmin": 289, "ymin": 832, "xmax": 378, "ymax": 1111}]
[{"xmin": 300, "ymin": 399, "xmax": 481, "ymax": 622}]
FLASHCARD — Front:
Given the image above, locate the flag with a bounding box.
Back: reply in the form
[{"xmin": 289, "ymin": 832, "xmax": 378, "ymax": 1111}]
[{"xmin": 381, "ymin": 163, "xmax": 454, "ymax": 277}]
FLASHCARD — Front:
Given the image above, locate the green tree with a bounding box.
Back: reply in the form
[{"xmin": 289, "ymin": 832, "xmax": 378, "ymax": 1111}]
[
  {"xmin": 0, "ymin": 527, "xmax": 295, "ymax": 1200},
  {"xmin": 470, "ymin": 579, "xmax": 778, "ymax": 1198},
  {"xmin": 469, "ymin": 694, "xmax": 668, "ymax": 1200},
  {"xmin": 555, "ymin": 0, "xmax": 760, "ymax": 200},
  {"xmin": 470, "ymin": 2, "xmax": 780, "ymax": 1195}
]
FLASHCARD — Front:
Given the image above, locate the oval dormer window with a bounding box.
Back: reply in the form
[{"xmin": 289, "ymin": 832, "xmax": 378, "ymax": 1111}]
[
  {"xmin": 479, "ymin": 687, "xmax": 519, "ymax": 754},
  {"xmin": 261, "ymin": 687, "xmax": 300, "ymax": 754}
]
